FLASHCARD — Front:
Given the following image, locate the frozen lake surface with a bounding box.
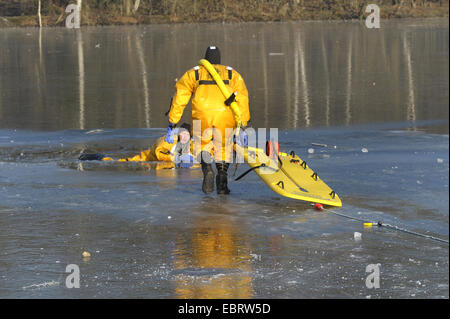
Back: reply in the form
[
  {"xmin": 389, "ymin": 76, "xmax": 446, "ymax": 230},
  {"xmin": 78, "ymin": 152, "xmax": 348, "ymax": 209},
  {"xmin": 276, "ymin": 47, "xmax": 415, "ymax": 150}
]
[{"xmin": 0, "ymin": 19, "xmax": 448, "ymax": 298}]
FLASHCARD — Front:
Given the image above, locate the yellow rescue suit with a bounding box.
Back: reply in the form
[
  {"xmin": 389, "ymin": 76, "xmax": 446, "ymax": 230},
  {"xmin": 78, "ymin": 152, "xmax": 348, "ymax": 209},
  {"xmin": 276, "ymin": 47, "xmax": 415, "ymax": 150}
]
[
  {"xmin": 102, "ymin": 136, "xmax": 177, "ymax": 162},
  {"xmin": 168, "ymin": 64, "xmax": 250, "ymax": 162}
]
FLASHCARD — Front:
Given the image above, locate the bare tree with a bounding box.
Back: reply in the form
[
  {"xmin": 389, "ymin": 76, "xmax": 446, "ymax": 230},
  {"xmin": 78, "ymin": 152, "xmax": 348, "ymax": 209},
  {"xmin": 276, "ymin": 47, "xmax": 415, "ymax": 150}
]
[
  {"xmin": 135, "ymin": 33, "xmax": 150, "ymax": 127},
  {"xmin": 77, "ymin": 0, "xmax": 83, "ymax": 25},
  {"xmin": 133, "ymin": 0, "xmax": 141, "ymax": 14},
  {"xmin": 403, "ymin": 31, "xmax": 416, "ymax": 128},
  {"xmin": 124, "ymin": 0, "xmax": 131, "ymax": 15},
  {"xmin": 345, "ymin": 31, "xmax": 353, "ymax": 126},
  {"xmin": 37, "ymin": 0, "xmax": 42, "ymax": 27},
  {"xmin": 78, "ymin": 30, "xmax": 85, "ymax": 129},
  {"xmin": 124, "ymin": 0, "xmax": 140, "ymax": 15}
]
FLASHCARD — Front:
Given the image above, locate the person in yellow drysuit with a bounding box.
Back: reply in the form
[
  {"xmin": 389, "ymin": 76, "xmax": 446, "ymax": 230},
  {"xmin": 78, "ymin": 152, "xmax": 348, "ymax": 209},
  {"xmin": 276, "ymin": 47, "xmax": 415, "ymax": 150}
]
[
  {"xmin": 80, "ymin": 123, "xmax": 194, "ymax": 168},
  {"xmin": 114, "ymin": 123, "xmax": 194, "ymax": 167},
  {"xmin": 165, "ymin": 46, "xmax": 250, "ymax": 194},
  {"xmin": 115, "ymin": 124, "xmax": 193, "ymax": 167},
  {"xmin": 115, "ymin": 136, "xmax": 175, "ymax": 162}
]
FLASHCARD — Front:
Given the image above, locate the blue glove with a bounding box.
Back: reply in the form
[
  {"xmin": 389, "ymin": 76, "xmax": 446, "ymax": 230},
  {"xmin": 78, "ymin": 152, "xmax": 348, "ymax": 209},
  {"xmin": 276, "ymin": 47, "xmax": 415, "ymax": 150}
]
[
  {"xmin": 176, "ymin": 154, "xmax": 194, "ymax": 168},
  {"xmin": 165, "ymin": 122, "xmax": 176, "ymax": 143},
  {"xmin": 236, "ymin": 128, "xmax": 248, "ymax": 147}
]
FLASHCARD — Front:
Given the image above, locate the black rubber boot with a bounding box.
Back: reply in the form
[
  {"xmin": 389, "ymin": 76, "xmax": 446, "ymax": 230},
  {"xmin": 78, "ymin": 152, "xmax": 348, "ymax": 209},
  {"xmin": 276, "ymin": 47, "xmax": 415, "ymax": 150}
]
[
  {"xmin": 201, "ymin": 152, "xmax": 215, "ymax": 194},
  {"xmin": 216, "ymin": 162, "xmax": 230, "ymax": 195}
]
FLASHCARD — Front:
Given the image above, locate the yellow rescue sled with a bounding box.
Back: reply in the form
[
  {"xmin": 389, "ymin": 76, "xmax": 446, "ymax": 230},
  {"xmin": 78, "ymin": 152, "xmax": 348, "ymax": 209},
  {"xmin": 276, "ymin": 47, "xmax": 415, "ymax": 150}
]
[
  {"xmin": 199, "ymin": 59, "xmax": 342, "ymax": 207},
  {"xmin": 234, "ymin": 144, "xmax": 342, "ymax": 207}
]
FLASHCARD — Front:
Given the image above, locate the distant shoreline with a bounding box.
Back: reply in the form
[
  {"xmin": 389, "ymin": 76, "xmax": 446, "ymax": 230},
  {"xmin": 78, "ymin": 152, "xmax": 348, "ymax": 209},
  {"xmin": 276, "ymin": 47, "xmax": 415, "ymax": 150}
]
[{"xmin": 0, "ymin": 2, "xmax": 448, "ymax": 29}]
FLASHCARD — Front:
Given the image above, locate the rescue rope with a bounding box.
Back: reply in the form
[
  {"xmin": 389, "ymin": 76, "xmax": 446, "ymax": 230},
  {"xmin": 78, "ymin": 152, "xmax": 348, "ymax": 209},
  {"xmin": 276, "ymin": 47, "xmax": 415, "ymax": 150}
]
[
  {"xmin": 314, "ymin": 204, "xmax": 449, "ymax": 244},
  {"xmin": 234, "ymin": 162, "xmax": 280, "ymax": 181},
  {"xmin": 234, "ymin": 164, "xmax": 266, "ymax": 181}
]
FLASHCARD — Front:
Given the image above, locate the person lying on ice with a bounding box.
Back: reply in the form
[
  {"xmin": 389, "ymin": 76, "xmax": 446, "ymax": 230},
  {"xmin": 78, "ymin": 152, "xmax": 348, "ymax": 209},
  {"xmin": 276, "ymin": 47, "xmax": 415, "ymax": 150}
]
[{"xmin": 79, "ymin": 123, "xmax": 195, "ymax": 168}]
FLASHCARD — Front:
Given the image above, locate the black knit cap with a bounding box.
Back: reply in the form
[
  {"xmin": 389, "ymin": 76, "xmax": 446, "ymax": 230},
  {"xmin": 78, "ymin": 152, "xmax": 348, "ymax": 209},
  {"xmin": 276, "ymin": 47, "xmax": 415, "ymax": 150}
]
[
  {"xmin": 204, "ymin": 46, "xmax": 221, "ymax": 65},
  {"xmin": 180, "ymin": 122, "xmax": 191, "ymax": 132}
]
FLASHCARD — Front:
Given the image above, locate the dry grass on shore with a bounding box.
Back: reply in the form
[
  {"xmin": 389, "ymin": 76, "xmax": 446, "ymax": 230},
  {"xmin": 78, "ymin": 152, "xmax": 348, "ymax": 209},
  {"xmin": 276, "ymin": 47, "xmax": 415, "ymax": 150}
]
[{"xmin": 0, "ymin": 0, "xmax": 448, "ymax": 28}]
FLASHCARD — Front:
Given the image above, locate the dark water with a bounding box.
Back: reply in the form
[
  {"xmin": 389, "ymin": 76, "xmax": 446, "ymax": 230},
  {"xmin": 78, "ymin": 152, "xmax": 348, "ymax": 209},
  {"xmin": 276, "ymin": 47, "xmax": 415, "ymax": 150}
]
[
  {"xmin": 0, "ymin": 19, "xmax": 448, "ymax": 298},
  {"xmin": 0, "ymin": 19, "xmax": 448, "ymax": 132}
]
